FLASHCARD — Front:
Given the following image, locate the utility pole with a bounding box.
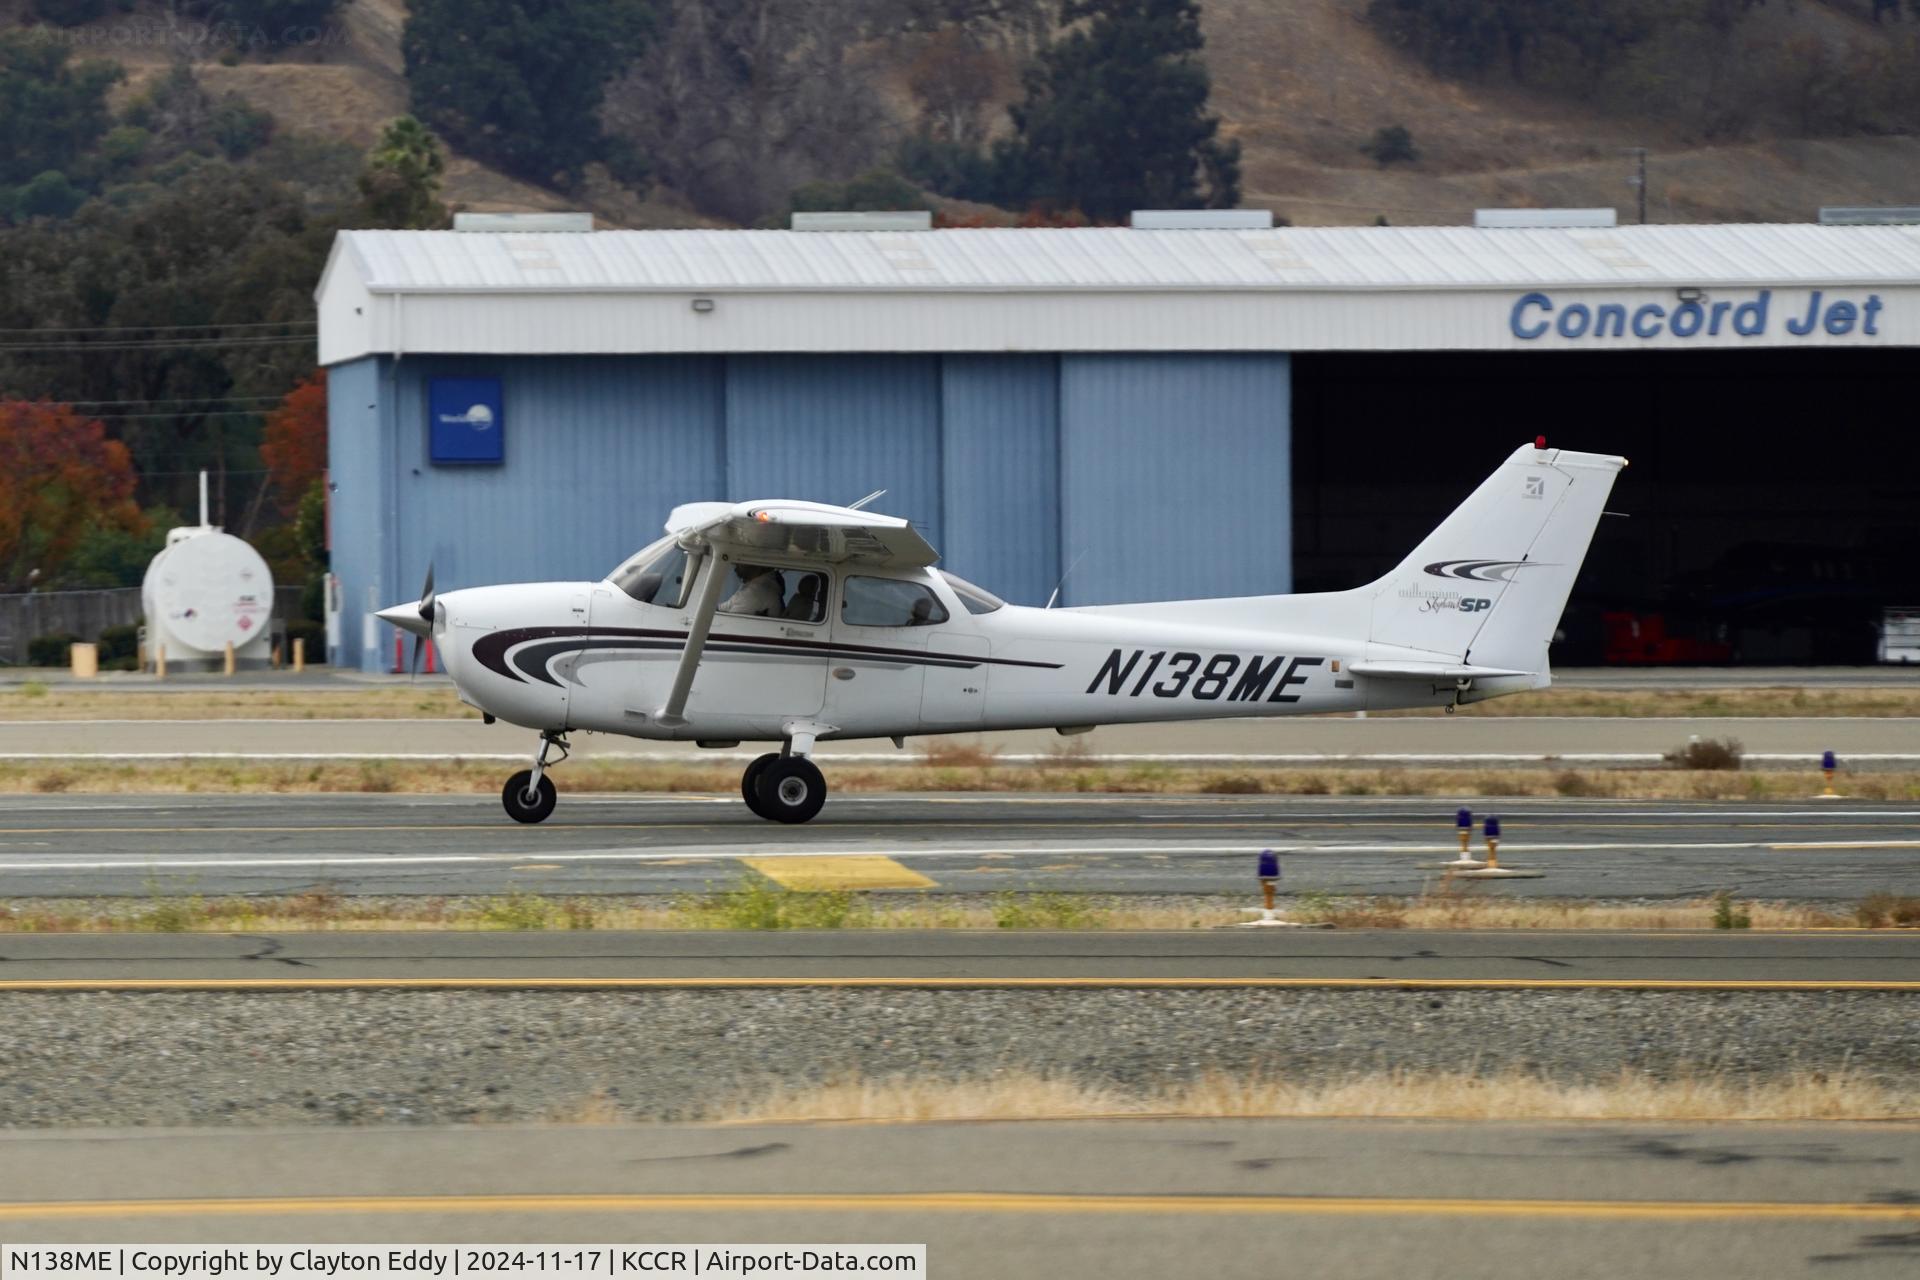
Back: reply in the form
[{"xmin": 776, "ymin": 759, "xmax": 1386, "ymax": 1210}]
[{"xmin": 1625, "ymin": 147, "xmax": 1648, "ymax": 224}]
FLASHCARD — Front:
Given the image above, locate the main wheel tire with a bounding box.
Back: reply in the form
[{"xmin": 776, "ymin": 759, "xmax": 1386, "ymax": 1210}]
[
  {"xmin": 741, "ymin": 752, "xmax": 782, "ymax": 819},
  {"xmin": 502, "ymin": 770, "xmax": 557, "ymax": 824},
  {"xmin": 754, "ymin": 756, "xmax": 827, "ymax": 824}
]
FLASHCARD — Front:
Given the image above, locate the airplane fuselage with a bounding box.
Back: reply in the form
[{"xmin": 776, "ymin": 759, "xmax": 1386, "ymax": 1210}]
[
  {"xmin": 430, "ymin": 563, "xmax": 1467, "ymax": 745},
  {"xmin": 384, "ymin": 443, "xmax": 1624, "ymax": 823}
]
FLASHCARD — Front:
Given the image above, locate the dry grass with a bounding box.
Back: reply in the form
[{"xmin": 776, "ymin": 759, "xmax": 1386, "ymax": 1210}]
[
  {"xmin": 0, "ymin": 886, "xmax": 1899, "ymax": 935},
  {"xmin": 0, "ymin": 758, "xmax": 1914, "ymax": 800},
  {"xmin": 708, "ymin": 1068, "xmax": 1920, "ymax": 1124},
  {"xmin": 3, "ymin": 683, "xmax": 1917, "ymax": 722},
  {"xmin": 1291, "ymin": 891, "xmax": 1858, "ymax": 932},
  {"xmin": 0, "ymin": 687, "xmax": 477, "ymax": 721}
]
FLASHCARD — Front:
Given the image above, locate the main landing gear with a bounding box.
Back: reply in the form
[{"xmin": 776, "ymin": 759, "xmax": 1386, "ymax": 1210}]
[
  {"xmin": 503, "ymin": 730, "xmax": 568, "ymax": 824},
  {"xmin": 741, "ymin": 747, "xmax": 827, "ymax": 824}
]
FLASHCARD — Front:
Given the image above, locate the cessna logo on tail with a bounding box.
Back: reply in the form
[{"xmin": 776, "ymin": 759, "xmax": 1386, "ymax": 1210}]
[{"xmin": 1423, "ymin": 559, "xmax": 1543, "ymax": 583}]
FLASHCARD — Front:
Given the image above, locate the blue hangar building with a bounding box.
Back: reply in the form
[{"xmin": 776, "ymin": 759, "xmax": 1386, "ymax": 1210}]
[{"xmin": 316, "ymin": 216, "xmax": 1920, "ymax": 671}]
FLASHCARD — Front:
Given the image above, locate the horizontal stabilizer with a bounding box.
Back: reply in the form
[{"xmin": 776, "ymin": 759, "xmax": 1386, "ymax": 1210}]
[{"xmin": 1347, "ymin": 662, "xmax": 1533, "ymax": 681}]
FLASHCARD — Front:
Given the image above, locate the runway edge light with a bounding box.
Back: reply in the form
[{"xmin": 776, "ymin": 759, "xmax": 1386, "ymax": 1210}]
[
  {"xmin": 1817, "ymin": 749, "xmax": 1843, "ymax": 800},
  {"xmin": 1442, "ymin": 807, "xmax": 1487, "ymax": 870},
  {"xmin": 1457, "ymin": 813, "xmax": 1545, "ymax": 880},
  {"xmin": 1237, "ymin": 849, "xmax": 1318, "ymax": 928}
]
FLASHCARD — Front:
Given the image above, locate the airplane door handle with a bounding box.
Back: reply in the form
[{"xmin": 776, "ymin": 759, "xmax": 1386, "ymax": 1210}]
[{"xmin": 832, "ymin": 668, "xmax": 855, "ymax": 680}]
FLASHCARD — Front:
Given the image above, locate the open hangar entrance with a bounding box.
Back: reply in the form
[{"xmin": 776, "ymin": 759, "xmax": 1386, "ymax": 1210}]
[{"xmin": 1292, "ymin": 348, "xmax": 1920, "ymax": 665}]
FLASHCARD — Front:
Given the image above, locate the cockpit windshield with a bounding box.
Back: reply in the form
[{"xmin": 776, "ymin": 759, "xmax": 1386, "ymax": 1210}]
[
  {"xmin": 610, "ymin": 537, "xmax": 693, "ymax": 608},
  {"xmin": 938, "ymin": 570, "xmax": 1005, "ymax": 615}
]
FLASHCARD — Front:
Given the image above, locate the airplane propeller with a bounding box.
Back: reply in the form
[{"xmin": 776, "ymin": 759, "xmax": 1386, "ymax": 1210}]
[
  {"xmin": 409, "ymin": 562, "xmax": 435, "ymax": 678},
  {"xmin": 375, "ymin": 563, "xmax": 437, "ymax": 677}
]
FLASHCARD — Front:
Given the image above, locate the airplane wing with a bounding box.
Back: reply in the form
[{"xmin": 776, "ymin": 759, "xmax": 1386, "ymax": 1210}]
[{"xmin": 666, "ymin": 500, "xmax": 938, "ymax": 570}]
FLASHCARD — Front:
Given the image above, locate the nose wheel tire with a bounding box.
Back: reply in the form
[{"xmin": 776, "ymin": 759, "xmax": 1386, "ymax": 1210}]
[
  {"xmin": 502, "ymin": 770, "xmax": 557, "ymax": 824},
  {"xmin": 741, "ymin": 752, "xmax": 782, "ymax": 820},
  {"xmin": 754, "ymin": 756, "xmax": 827, "ymax": 824}
]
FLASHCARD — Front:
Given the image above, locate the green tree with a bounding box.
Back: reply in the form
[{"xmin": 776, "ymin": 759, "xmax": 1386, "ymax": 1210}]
[
  {"xmin": 995, "ymin": 0, "xmax": 1240, "ymax": 223},
  {"xmin": 11, "ymin": 170, "xmax": 86, "ymax": 220},
  {"xmin": 355, "ymin": 116, "xmax": 449, "ymax": 228},
  {"xmin": 1362, "ymin": 124, "xmax": 1419, "ymax": 166},
  {"xmin": 0, "ymin": 29, "xmax": 122, "ymax": 188},
  {"xmin": 174, "ymin": 2, "xmax": 346, "ymax": 48},
  {"xmin": 0, "ymin": 160, "xmax": 333, "ymax": 522},
  {"xmin": 403, "ymin": 0, "xmax": 655, "ymax": 188},
  {"xmin": 789, "ymin": 169, "xmax": 930, "ymax": 218}
]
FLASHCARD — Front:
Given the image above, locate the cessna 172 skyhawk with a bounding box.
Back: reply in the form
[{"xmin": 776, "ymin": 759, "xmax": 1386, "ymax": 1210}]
[{"xmin": 380, "ymin": 440, "xmax": 1623, "ymax": 825}]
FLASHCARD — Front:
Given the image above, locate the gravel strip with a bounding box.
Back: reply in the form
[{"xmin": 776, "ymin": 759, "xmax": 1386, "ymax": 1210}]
[{"xmin": 3, "ymin": 990, "xmax": 1916, "ymax": 1127}]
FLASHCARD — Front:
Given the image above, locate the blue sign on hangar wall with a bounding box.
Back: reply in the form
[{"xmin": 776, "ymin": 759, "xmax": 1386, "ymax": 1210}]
[
  {"xmin": 428, "ymin": 376, "xmax": 504, "ymax": 464},
  {"xmin": 1510, "ymin": 289, "xmax": 1887, "ymax": 342}
]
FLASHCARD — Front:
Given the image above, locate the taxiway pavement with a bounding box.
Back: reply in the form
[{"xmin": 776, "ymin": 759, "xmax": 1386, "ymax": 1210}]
[
  {"xmin": 2, "ymin": 928, "xmax": 1916, "ymax": 987},
  {"xmin": 4, "ymin": 1121, "xmax": 1917, "ymax": 1275},
  {"xmin": 0, "ymin": 793, "xmax": 1914, "ymax": 899}
]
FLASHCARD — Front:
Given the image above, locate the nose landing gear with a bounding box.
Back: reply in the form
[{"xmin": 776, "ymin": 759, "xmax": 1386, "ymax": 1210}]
[{"xmin": 503, "ymin": 730, "xmax": 568, "ymax": 824}]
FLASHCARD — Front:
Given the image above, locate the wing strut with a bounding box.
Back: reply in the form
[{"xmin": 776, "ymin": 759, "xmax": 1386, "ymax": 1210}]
[{"xmin": 655, "ymin": 548, "xmax": 729, "ymax": 728}]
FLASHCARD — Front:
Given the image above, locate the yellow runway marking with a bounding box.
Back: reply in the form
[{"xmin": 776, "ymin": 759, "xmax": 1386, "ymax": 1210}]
[
  {"xmin": 2, "ymin": 978, "xmax": 1916, "ymax": 993},
  {"xmin": 1, "ymin": 1192, "xmax": 1916, "ymax": 1223},
  {"xmin": 743, "ymin": 855, "xmax": 935, "ymax": 891},
  {"xmin": 510, "ymin": 863, "xmax": 561, "ymax": 871}
]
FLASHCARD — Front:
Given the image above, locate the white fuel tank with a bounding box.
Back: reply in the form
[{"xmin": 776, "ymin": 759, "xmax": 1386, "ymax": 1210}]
[{"xmin": 141, "ymin": 527, "xmax": 276, "ymax": 669}]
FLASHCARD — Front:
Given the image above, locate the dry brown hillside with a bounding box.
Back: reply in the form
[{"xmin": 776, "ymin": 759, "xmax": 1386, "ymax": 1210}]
[
  {"xmin": 1206, "ymin": 0, "xmax": 1920, "ymax": 224},
  {"xmin": 29, "ymin": 0, "xmax": 1920, "ymax": 226}
]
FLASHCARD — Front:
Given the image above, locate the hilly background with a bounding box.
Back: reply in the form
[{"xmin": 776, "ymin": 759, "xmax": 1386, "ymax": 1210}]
[{"xmin": 17, "ymin": 0, "xmax": 1918, "ymax": 227}]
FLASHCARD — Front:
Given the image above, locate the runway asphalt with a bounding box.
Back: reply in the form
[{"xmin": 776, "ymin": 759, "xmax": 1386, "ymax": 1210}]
[
  {"xmin": 3, "ymin": 929, "xmax": 1916, "ymax": 987},
  {"xmin": 5, "ymin": 1121, "xmax": 1918, "ymax": 1275},
  {"xmin": 0, "ymin": 793, "xmax": 1914, "ymax": 899},
  {"xmin": 4, "ymin": 714, "xmax": 1913, "ymax": 764}
]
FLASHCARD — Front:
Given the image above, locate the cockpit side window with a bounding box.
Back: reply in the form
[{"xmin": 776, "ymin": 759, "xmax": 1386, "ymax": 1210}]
[
  {"xmin": 611, "ymin": 539, "xmax": 692, "ymax": 608},
  {"xmin": 937, "ymin": 570, "xmax": 1006, "ymax": 615},
  {"xmin": 717, "ymin": 563, "xmax": 828, "ymax": 622},
  {"xmin": 842, "ymin": 576, "xmax": 950, "ymax": 628}
]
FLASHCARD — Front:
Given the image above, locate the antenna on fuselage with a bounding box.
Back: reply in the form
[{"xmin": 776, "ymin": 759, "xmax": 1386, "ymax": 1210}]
[
  {"xmin": 846, "ymin": 489, "xmax": 886, "ymax": 511},
  {"xmin": 1044, "ymin": 549, "xmax": 1088, "ymax": 609}
]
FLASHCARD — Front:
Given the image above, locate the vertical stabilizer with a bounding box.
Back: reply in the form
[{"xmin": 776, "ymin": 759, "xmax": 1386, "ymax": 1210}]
[{"xmin": 1365, "ymin": 443, "xmax": 1626, "ymax": 674}]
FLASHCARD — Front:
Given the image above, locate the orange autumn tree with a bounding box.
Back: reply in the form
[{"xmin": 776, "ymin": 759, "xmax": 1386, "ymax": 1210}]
[
  {"xmin": 260, "ymin": 370, "xmax": 328, "ymax": 515},
  {"xmin": 0, "ymin": 400, "xmax": 142, "ymax": 593}
]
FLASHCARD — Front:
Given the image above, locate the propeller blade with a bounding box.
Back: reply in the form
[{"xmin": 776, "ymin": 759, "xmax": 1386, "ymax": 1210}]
[
  {"xmin": 410, "ymin": 633, "xmax": 424, "ymax": 681},
  {"xmin": 418, "ymin": 560, "xmax": 435, "ymax": 625}
]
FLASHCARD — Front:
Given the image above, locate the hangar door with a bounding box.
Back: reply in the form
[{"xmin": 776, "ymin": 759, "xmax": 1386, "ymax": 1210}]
[
  {"xmin": 1059, "ymin": 353, "xmax": 1291, "ymax": 606},
  {"xmin": 724, "ymin": 355, "xmax": 944, "ymax": 553}
]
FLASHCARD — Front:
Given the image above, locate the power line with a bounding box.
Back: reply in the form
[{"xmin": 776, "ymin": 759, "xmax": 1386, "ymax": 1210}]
[
  {"xmin": 60, "ymin": 409, "xmax": 277, "ymax": 421},
  {"xmin": 54, "ymin": 395, "xmax": 291, "ymax": 407},
  {"xmin": 0, "ymin": 319, "xmax": 316, "ymax": 336},
  {"xmin": 0, "ymin": 335, "xmax": 317, "ymax": 353}
]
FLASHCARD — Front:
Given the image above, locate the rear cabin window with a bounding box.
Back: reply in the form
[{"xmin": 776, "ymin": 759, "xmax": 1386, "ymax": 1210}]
[{"xmin": 843, "ymin": 576, "xmax": 950, "ymax": 628}]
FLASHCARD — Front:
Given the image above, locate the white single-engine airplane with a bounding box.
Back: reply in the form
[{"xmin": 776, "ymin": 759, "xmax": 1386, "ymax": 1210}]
[{"xmin": 381, "ymin": 440, "xmax": 1624, "ymax": 825}]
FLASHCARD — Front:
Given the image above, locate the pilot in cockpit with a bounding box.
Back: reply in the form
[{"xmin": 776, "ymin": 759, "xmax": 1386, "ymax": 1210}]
[{"xmin": 719, "ymin": 563, "xmax": 784, "ymax": 617}]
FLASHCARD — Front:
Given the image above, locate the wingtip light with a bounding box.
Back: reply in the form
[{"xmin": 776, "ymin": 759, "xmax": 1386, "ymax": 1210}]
[{"xmin": 1534, "ymin": 435, "xmax": 1547, "ymax": 450}]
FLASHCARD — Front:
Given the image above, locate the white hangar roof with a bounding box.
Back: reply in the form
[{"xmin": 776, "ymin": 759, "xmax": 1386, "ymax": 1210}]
[{"xmin": 317, "ymin": 224, "xmax": 1920, "ymax": 363}]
